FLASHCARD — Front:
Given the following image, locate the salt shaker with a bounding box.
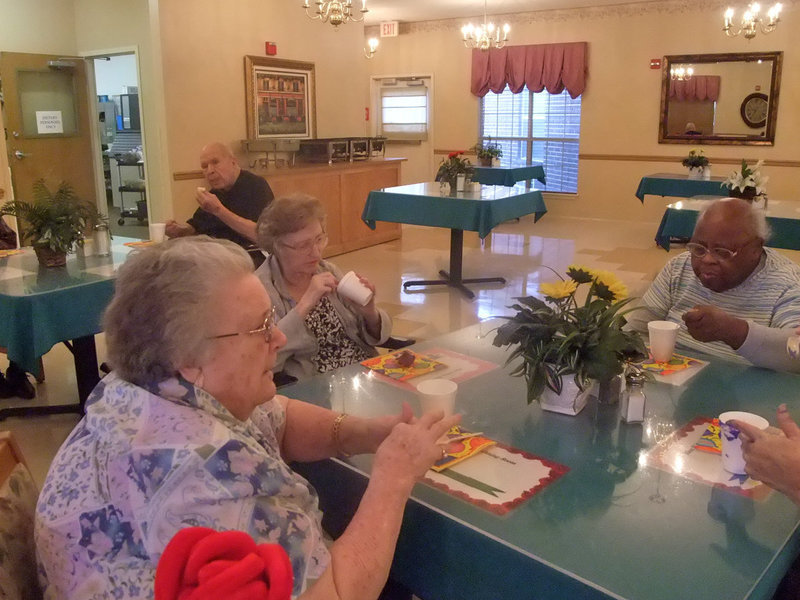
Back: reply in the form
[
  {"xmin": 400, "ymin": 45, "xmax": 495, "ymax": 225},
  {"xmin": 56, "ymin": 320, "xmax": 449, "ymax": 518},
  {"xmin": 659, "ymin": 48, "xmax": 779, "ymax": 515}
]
[
  {"xmin": 621, "ymin": 371, "xmax": 646, "ymax": 423},
  {"xmin": 94, "ymin": 223, "xmax": 111, "ymax": 256}
]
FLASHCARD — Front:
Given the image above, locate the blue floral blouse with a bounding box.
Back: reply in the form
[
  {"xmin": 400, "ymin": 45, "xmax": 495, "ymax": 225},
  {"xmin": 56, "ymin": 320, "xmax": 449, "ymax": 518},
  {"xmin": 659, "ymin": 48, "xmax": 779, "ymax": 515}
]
[{"xmin": 35, "ymin": 372, "xmax": 329, "ymax": 599}]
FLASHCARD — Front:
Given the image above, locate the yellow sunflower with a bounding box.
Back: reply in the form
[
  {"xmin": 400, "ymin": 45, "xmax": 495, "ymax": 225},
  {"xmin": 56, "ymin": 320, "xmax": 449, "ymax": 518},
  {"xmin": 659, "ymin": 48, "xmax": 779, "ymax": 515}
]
[
  {"xmin": 591, "ymin": 269, "xmax": 628, "ymax": 301},
  {"xmin": 540, "ymin": 279, "xmax": 578, "ymax": 300}
]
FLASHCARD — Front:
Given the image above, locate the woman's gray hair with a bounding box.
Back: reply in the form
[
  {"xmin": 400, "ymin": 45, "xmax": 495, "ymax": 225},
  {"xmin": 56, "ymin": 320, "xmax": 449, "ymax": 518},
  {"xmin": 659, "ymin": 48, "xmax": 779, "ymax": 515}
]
[
  {"xmin": 103, "ymin": 236, "xmax": 253, "ymax": 385},
  {"xmin": 257, "ymin": 193, "xmax": 326, "ymax": 253}
]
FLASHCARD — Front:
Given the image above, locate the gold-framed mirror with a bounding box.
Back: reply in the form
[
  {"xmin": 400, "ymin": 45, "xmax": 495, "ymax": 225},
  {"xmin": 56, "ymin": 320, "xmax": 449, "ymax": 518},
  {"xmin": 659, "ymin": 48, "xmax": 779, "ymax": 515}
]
[{"xmin": 658, "ymin": 51, "xmax": 783, "ymax": 146}]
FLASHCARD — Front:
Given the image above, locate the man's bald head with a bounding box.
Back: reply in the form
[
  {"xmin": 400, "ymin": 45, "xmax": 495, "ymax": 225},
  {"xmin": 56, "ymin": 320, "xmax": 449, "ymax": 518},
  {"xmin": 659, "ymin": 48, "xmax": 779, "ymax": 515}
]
[
  {"xmin": 690, "ymin": 197, "xmax": 767, "ymax": 292},
  {"xmin": 200, "ymin": 143, "xmax": 241, "ymax": 191}
]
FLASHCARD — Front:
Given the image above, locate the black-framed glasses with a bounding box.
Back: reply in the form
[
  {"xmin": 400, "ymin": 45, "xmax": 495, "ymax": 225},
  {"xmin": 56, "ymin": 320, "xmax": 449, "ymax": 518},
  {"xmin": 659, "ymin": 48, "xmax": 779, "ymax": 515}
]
[
  {"xmin": 686, "ymin": 242, "xmax": 743, "ymax": 261},
  {"xmin": 280, "ymin": 232, "xmax": 328, "ymax": 255},
  {"xmin": 208, "ymin": 306, "xmax": 276, "ymax": 343}
]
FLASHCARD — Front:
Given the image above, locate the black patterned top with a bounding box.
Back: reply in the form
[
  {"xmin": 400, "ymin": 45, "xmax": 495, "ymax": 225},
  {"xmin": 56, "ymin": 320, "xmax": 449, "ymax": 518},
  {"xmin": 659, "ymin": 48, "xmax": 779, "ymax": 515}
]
[{"xmin": 305, "ymin": 296, "xmax": 372, "ymax": 372}]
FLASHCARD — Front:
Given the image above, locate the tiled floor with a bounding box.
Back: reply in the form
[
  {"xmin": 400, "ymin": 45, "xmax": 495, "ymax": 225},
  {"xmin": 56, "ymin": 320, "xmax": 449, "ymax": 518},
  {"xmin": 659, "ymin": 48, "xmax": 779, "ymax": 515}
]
[{"xmin": 4, "ymin": 213, "xmax": 799, "ymax": 487}]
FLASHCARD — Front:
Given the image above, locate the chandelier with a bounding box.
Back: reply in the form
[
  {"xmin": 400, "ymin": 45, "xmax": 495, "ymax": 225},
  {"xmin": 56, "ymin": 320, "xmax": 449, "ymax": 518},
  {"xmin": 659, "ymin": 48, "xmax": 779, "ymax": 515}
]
[
  {"xmin": 302, "ymin": 0, "xmax": 367, "ymax": 27},
  {"xmin": 461, "ymin": 0, "xmax": 510, "ymax": 51},
  {"xmin": 670, "ymin": 66, "xmax": 693, "ymax": 81},
  {"xmin": 364, "ymin": 37, "xmax": 379, "ymax": 59},
  {"xmin": 723, "ymin": 2, "xmax": 782, "ymax": 39}
]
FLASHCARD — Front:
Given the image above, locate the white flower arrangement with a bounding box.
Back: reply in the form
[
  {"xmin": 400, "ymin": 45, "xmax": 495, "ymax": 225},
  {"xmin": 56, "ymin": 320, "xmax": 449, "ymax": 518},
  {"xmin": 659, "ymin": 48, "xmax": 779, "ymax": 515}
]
[{"xmin": 722, "ymin": 159, "xmax": 769, "ymax": 195}]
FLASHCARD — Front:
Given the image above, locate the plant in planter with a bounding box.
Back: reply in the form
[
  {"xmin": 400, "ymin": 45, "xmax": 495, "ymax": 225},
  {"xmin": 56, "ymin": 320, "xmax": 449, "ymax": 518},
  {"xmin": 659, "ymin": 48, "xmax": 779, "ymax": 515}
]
[
  {"xmin": 681, "ymin": 149, "xmax": 709, "ymax": 179},
  {"xmin": 493, "ymin": 266, "xmax": 646, "ymax": 413},
  {"xmin": 436, "ymin": 151, "xmax": 473, "ymax": 192},
  {"xmin": 0, "ymin": 180, "xmax": 104, "ymax": 267},
  {"xmin": 472, "ymin": 139, "xmax": 503, "ymax": 167},
  {"xmin": 722, "ymin": 159, "xmax": 768, "ymax": 201}
]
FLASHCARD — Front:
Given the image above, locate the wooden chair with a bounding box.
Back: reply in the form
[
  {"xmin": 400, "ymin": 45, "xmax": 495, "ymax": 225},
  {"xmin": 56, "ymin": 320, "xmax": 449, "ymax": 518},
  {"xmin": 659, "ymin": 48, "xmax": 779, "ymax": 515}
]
[{"xmin": 0, "ymin": 431, "xmax": 42, "ymax": 600}]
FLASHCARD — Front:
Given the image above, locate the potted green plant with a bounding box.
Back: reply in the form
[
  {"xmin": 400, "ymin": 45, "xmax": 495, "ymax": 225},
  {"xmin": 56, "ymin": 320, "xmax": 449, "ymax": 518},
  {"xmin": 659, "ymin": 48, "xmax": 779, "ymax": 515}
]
[
  {"xmin": 436, "ymin": 151, "xmax": 473, "ymax": 193},
  {"xmin": 722, "ymin": 159, "xmax": 768, "ymax": 202},
  {"xmin": 681, "ymin": 149, "xmax": 709, "ymax": 180},
  {"xmin": 492, "ymin": 265, "xmax": 646, "ymax": 414},
  {"xmin": 0, "ymin": 180, "xmax": 104, "ymax": 267},
  {"xmin": 473, "ymin": 140, "xmax": 503, "ymax": 167}
]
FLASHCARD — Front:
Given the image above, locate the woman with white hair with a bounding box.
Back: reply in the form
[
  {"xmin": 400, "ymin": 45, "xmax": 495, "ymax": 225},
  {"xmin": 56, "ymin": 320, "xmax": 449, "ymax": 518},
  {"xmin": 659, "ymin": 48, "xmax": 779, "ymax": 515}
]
[{"xmin": 35, "ymin": 236, "xmax": 458, "ymax": 599}]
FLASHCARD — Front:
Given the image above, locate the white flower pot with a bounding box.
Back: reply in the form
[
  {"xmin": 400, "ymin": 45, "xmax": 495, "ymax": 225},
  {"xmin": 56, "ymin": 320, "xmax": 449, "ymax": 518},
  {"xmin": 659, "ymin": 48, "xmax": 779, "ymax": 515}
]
[
  {"xmin": 702, "ymin": 166, "xmax": 711, "ymax": 180},
  {"xmin": 687, "ymin": 167, "xmax": 703, "ymax": 180},
  {"xmin": 539, "ymin": 378, "xmax": 589, "ymax": 415}
]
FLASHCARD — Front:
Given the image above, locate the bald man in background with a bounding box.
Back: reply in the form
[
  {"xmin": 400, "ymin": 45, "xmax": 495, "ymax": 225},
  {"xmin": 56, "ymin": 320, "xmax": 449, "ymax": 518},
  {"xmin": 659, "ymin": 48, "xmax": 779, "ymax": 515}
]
[{"xmin": 166, "ymin": 143, "xmax": 273, "ymax": 263}]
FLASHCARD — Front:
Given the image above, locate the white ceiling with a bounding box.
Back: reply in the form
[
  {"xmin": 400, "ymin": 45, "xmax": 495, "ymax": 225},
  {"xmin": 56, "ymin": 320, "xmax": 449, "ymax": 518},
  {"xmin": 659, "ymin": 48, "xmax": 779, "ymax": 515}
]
[{"xmin": 361, "ymin": 0, "xmax": 657, "ymax": 24}]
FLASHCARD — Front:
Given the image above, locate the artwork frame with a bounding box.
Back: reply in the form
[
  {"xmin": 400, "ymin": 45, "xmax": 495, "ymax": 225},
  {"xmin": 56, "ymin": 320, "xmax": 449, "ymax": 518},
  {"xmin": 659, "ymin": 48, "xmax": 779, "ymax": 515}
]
[{"xmin": 244, "ymin": 55, "xmax": 316, "ymax": 140}]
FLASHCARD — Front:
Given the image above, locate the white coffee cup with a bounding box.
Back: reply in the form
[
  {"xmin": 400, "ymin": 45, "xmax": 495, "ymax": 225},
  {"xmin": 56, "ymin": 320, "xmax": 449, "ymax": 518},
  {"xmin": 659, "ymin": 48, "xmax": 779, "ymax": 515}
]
[
  {"xmin": 648, "ymin": 320, "xmax": 680, "ymax": 362},
  {"xmin": 718, "ymin": 411, "xmax": 769, "ymax": 474},
  {"xmin": 337, "ymin": 271, "xmax": 373, "ymax": 306},
  {"xmin": 416, "ymin": 378, "xmax": 457, "ymax": 417},
  {"xmin": 149, "ymin": 222, "xmax": 166, "ymax": 243}
]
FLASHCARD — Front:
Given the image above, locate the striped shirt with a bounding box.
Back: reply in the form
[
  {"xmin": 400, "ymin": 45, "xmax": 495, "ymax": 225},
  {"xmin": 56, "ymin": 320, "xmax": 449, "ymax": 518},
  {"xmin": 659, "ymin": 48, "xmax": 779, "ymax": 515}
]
[{"xmin": 641, "ymin": 249, "xmax": 800, "ymax": 363}]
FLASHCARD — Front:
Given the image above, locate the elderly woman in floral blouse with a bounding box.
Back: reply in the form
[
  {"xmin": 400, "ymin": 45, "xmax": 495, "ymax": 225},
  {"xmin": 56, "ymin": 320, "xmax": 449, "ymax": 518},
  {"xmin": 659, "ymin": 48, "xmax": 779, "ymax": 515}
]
[
  {"xmin": 255, "ymin": 194, "xmax": 391, "ymax": 381},
  {"xmin": 35, "ymin": 236, "xmax": 458, "ymax": 599}
]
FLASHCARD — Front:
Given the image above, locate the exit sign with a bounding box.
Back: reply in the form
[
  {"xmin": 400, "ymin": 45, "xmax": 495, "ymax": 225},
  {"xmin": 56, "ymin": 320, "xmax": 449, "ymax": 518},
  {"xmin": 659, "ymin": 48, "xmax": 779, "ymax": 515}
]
[{"xmin": 380, "ymin": 21, "xmax": 399, "ymax": 37}]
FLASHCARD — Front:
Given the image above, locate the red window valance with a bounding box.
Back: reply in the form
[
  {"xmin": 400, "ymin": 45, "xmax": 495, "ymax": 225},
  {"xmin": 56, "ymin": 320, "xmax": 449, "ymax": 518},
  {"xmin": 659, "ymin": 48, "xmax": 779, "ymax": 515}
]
[
  {"xmin": 669, "ymin": 75, "xmax": 721, "ymax": 102},
  {"xmin": 470, "ymin": 42, "xmax": 588, "ymax": 98}
]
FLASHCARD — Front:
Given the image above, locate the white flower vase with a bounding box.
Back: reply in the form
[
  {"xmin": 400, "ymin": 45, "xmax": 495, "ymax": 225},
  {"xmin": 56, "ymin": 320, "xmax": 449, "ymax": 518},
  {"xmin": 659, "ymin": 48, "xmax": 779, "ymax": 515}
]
[
  {"xmin": 687, "ymin": 167, "xmax": 703, "ymax": 180},
  {"xmin": 539, "ymin": 378, "xmax": 589, "ymax": 416},
  {"xmin": 702, "ymin": 166, "xmax": 711, "ymax": 180}
]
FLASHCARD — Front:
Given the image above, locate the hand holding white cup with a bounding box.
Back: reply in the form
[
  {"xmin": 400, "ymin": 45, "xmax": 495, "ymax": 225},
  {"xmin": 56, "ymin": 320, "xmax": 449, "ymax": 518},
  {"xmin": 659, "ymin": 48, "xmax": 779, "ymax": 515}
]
[
  {"xmin": 648, "ymin": 320, "xmax": 680, "ymax": 362},
  {"xmin": 416, "ymin": 378, "xmax": 457, "ymax": 417},
  {"xmin": 719, "ymin": 411, "xmax": 769, "ymax": 474},
  {"xmin": 337, "ymin": 270, "xmax": 374, "ymax": 306}
]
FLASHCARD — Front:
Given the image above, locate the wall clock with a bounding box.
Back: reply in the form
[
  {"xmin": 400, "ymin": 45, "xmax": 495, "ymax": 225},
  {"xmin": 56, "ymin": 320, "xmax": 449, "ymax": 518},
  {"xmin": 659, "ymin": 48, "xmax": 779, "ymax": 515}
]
[{"xmin": 740, "ymin": 93, "xmax": 769, "ymax": 128}]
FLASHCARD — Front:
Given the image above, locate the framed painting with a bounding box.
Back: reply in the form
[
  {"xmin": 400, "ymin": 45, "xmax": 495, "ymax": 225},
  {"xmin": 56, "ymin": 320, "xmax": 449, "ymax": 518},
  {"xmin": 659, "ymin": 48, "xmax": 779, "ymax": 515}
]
[{"xmin": 244, "ymin": 55, "xmax": 316, "ymax": 140}]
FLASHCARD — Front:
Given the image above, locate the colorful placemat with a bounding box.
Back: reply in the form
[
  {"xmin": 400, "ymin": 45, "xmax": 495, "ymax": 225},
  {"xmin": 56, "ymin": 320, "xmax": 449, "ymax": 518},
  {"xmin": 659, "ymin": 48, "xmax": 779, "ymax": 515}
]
[
  {"xmin": 423, "ymin": 441, "xmax": 569, "ymax": 515},
  {"xmin": 643, "ymin": 416, "xmax": 770, "ymax": 499},
  {"xmin": 361, "ymin": 350, "xmax": 446, "ymax": 381},
  {"xmin": 636, "ymin": 350, "xmax": 708, "ymax": 386},
  {"xmin": 0, "ymin": 249, "xmax": 22, "ymax": 258},
  {"xmin": 123, "ymin": 240, "xmax": 157, "ymax": 248}
]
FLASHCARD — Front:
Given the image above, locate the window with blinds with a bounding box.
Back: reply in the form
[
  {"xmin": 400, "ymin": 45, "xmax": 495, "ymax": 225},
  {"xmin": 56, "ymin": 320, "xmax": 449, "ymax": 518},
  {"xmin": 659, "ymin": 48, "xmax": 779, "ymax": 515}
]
[
  {"xmin": 378, "ymin": 79, "xmax": 429, "ymax": 141},
  {"xmin": 480, "ymin": 87, "xmax": 582, "ymax": 194}
]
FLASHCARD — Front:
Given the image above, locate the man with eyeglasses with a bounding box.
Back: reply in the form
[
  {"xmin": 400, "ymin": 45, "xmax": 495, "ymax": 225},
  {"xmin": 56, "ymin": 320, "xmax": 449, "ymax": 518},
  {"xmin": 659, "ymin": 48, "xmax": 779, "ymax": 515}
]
[
  {"xmin": 631, "ymin": 198, "xmax": 800, "ymax": 371},
  {"xmin": 166, "ymin": 142, "xmax": 273, "ymax": 266}
]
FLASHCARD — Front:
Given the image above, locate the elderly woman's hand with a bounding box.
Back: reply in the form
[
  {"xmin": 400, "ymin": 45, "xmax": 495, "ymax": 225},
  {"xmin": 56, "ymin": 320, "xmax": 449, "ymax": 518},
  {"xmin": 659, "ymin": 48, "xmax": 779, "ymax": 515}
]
[
  {"xmin": 371, "ymin": 410, "xmax": 461, "ymax": 487},
  {"xmin": 296, "ymin": 272, "xmax": 338, "ymax": 317}
]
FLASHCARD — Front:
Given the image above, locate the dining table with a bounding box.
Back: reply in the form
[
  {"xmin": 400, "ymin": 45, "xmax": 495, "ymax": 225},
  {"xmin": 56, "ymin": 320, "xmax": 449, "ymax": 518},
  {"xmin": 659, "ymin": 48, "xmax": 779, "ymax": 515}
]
[
  {"xmin": 286, "ymin": 321, "xmax": 800, "ymax": 600},
  {"xmin": 471, "ymin": 163, "xmax": 546, "ymax": 187},
  {"xmin": 362, "ymin": 182, "xmax": 547, "ymax": 299},
  {"xmin": 655, "ymin": 198, "xmax": 800, "ymax": 251},
  {"xmin": 635, "ymin": 173, "xmax": 729, "ymax": 202},
  {"xmin": 0, "ymin": 238, "xmax": 138, "ymax": 420}
]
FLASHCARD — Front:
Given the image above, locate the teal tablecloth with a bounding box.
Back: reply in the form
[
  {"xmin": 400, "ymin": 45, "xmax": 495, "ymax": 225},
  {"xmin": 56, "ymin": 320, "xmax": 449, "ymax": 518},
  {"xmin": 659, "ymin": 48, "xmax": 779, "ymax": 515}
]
[
  {"xmin": 655, "ymin": 199, "xmax": 800, "ymax": 250},
  {"xmin": 0, "ymin": 241, "xmax": 135, "ymax": 373},
  {"xmin": 362, "ymin": 182, "xmax": 547, "ymax": 239},
  {"xmin": 286, "ymin": 321, "xmax": 800, "ymax": 600},
  {"xmin": 471, "ymin": 164, "xmax": 546, "ymax": 187},
  {"xmin": 636, "ymin": 172, "xmax": 729, "ymax": 201}
]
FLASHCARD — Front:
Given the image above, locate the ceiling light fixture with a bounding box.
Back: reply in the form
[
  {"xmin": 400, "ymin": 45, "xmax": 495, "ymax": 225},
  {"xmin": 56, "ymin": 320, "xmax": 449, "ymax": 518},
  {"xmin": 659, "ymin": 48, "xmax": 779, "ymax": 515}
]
[
  {"xmin": 302, "ymin": 0, "xmax": 367, "ymax": 28},
  {"xmin": 461, "ymin": 0, "xmax": 510, "ymax": 51},
  {"xmin": 723, "ymin": 2, "xmax": 781, "ymax": 39},
  {"xmin": 670, "ymin": 66, "xmax": 693, "ymax": 81},
  {"xmin": 364, "ymin": 37, "xmax": 379, "ymax": 59}
]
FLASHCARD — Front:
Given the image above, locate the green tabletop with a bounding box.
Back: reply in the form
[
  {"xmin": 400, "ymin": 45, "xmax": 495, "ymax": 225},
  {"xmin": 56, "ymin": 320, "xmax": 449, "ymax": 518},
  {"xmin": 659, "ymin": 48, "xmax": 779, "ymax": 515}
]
[
  {"xmin": 0, "ymin": 239, "xmax": 136, "ymax": 374},
  {"xmin": 655, "ymin": 199, "xmax": 800, "ymax": 251},
  {"xmin": 362, "ymin": 182, "xmax": 547, "ymax": 239},
  {"xmin": 286, "ymin": 321, "xmax": 800, "ymax": 600},
  {"xmin": 636, "ymin": 173, "xmax": 729, "ymax": 202},
  {"xmin": 471, "ymin": 164, "xmax": 546, "ymax": 187}
]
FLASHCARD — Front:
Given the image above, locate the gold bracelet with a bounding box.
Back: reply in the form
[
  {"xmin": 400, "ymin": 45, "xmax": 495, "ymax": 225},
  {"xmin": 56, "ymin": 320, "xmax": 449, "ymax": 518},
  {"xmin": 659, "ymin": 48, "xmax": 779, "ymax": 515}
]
[{"xmin": 332, "ymin": 413, "xmax": 351, "ymax": 458}]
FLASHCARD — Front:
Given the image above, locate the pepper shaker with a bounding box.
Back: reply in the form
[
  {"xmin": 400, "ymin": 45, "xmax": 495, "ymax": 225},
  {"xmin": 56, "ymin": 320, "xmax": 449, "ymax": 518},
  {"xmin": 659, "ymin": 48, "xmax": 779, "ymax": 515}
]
[{"xmin": 621, "ymin": 371, "xmax": 646, "ymax": 423}]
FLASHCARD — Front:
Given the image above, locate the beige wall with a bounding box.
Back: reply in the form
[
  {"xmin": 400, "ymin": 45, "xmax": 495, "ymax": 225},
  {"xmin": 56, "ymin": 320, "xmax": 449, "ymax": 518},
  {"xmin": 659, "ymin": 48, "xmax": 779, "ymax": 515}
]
[
  {"xmin": 157, "ymin": 0, "xmax": 373, "ymax": 221},
  {"xmin": 366, "ymin": 1, "xmax": 800, "ymax": 223},
  {"xmin": 0, "ymin": 0, "xmax": 77, "ymax": 54}
]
